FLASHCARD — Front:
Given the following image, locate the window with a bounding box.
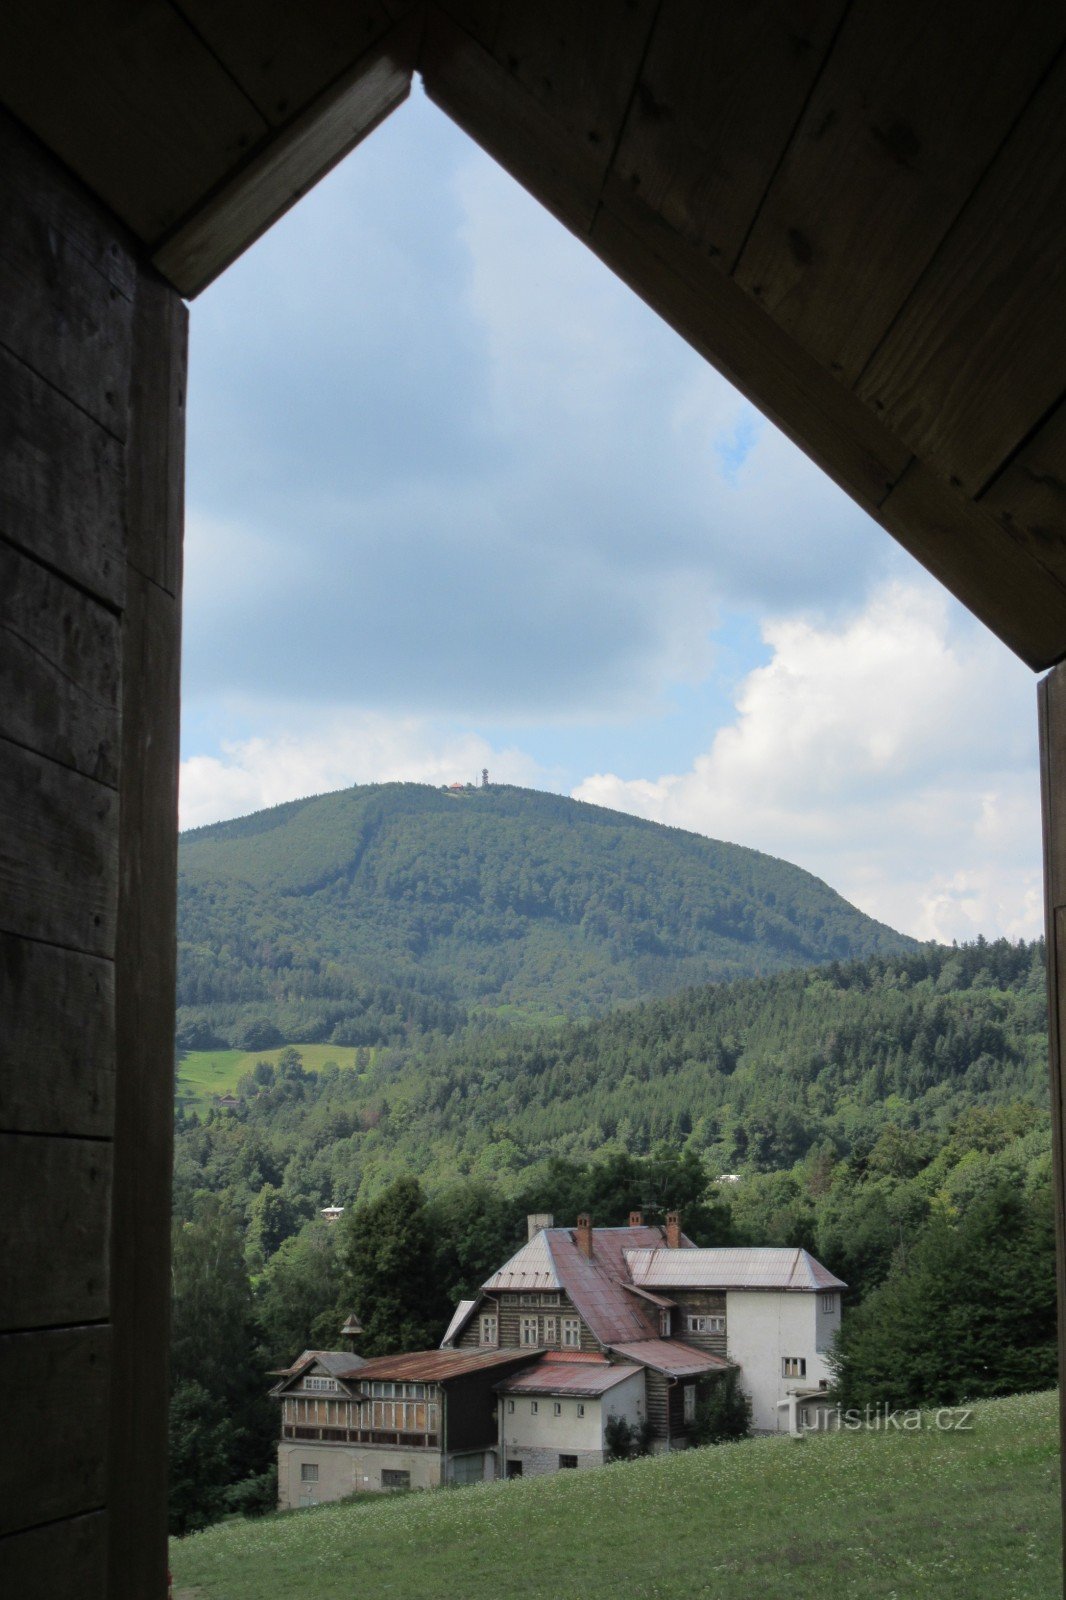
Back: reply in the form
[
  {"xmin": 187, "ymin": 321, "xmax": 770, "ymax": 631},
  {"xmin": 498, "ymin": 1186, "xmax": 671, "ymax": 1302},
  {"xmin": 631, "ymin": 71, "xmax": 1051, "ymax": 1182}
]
[
  {"xmin": 687, "ymin": 1315, "xmax": 726, "ymax": 1334},
  {"xmin": 502, "ymin": 1293, "xmax": 518, "ymax": 1305},
  {"xmin": 304, "ymin": 1375, "xmax": 337, "ymax": 1391},
  {"xmin": 521, "ymin": 1315, "xmax": 539, "ymax": 1346},
  {"xmin": 300, "ymin": 1463, "xmax": 319, "ymax": 1482},
  {"xmin": 543, "ymin": 1316, "xmax": 558, "ymax": 1344},
  {"xmin": 553, "ymin": 1402, "xmax": 562, "ymax": 1417},
  {"xmin": 822, "ymin": 1293, "xmax": 836, "ymax": 1313},
  {"xmin": 506, "ymin": 1399, "xmax": 514, "ymax": 1414},
  {"xmin": 562, "ymin": 1317, "xmax": 581, "ymax": 1348},
  {"xmin": 782, "ymin": 1357, "xmax": 807, "ymax": 1378},
  {"xmin": 683, "ymin": 1385, "xmax": 696, "ymax": 1423},
  {"xmin": 530, "ymin": 1401, "xmax": 538, "ymax": 1415},
  {"xmin": 577, "ymin": 1403, "xmax": 585, "ymax": 1418},
  {"xmin": 381, "ymin": 1470, "xmax": 410, "ymax": 1491},
  {"xmin": 479, "ymin": 1313, "xmax": 498, "ymax": 1346},
  {"xmin": 659, "ymin": 1309, "xmax": 672, "ymax": 1337},
  {"xmin": 559, "ymin": 1455, "xmax": 578, "ymax": 1469},
  {"xmin": 541, "ymin": 1292, "xmax": 560, "ymax": 1307}
]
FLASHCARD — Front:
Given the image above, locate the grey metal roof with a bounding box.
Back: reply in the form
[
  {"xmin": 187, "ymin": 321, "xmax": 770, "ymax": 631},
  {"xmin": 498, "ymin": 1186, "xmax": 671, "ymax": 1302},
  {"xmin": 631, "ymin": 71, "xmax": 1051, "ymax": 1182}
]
[
  {"xmin": 440, "ymin": 1298, "xmax": 477, "ymax": 1348},
  {"xmin": 481, "ymin": 1231, "xmax": 561, "ymax": 1292},
  {"xmin": 625, "ymin": 1247, "xmax": 847, "ymax": 1292}
]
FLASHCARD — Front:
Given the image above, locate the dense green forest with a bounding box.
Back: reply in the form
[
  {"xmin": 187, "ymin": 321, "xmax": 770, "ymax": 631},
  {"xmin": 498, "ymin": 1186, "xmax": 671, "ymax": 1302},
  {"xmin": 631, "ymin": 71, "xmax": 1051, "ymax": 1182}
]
[
  {"xmin": 176, "ymin": 782, "xmax": 913, "ymax": 1048},
  {"xmin": 170, "ymin": 937, "xmax": 1054, "ymax": 1533}
]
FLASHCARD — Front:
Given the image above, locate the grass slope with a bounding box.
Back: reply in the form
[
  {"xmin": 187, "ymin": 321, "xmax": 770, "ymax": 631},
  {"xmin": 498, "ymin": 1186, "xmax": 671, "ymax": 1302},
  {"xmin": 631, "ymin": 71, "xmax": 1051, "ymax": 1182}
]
[
  {"xmin": 175, "ymin": 1045, "xmax": 373, "ymax": 1113},
  {"xmin": 171, "ymin": 1391, "xmax": 1059, "ymax": 1600}
]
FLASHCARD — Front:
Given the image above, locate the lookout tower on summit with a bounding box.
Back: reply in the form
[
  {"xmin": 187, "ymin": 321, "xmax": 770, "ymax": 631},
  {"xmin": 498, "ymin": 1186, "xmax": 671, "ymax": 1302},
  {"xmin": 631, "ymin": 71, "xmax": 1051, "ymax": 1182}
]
[{"xmin": 482, "ymin": 769, "xmax": 489, "ymax": 789}]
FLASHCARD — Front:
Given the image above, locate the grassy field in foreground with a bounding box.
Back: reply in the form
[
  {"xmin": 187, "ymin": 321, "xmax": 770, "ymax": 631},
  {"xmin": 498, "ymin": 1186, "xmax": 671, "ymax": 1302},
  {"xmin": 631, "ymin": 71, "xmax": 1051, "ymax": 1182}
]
[
  {"xmin": 175, "ymin": 1043, "xmax": 373, "ymax": 1113},
  {"xmin": 172, "ymin": 1391, "xmax": 1060, "ymax": 1600}
]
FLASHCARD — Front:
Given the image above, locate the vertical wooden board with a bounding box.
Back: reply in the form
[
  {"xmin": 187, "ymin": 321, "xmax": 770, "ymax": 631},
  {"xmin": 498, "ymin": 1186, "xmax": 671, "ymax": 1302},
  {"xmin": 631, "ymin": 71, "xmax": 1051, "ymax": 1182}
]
[
  {"xmin": 0, "ymin": 162, "xmax": 135, "ymax": 440},
  {"xmin": 592, "ymin": 184, "xmax": 909, "ymax": 510},
  {"xmin": 0, "ymin": 1512, "xmax": 107, "ymax": 1600},
  {"xmin": 980, "ymin": 400, "xmax": 1066, "ymax": 585},
  {"xmin": 0, "ymin": 0, "xmax": 268, "ymax": 244},
  {"xmin": 856, "ymin": 53, "xmax": 1066, "ymax": 493},
  {"xmin": 490, "ymin": 0, "xmax": 657, "ymax": 156},
  {"xmin": 611, "ymin": 0, "xmax": 846, "ymax": 268},
  {"xmin": 126, "ymin": 275, "xmax": 187, "ymax": 594},
  {"xmin": 734, "ymin": 0, "xmax": 1066, "ymax": 383},
  {"xmin": 108, "ymin": 554, "xmax": 183, "ymax": 1592},
  {"xmin": 0, "ymin": 739, "xmax": 117, "ymax": 956},
  {"xmin": 0, "ymin": 543, "xmax": 120, "ymax": 785},
  {"xmin": 1042, "ymin": 668, "xmax": 1066, "ymax": 912},
  {"xmin": 876, "ymin": 462, "xmax": 1066, "ymax": 671},
  {"xmin": 0, "ymin": 1326, "xmax": 110, "ymax": 1535},
  {"xmin": 0, "ymin": 933, "xmax": 114, "ymax": 1138},
  {"xmin": 421, "ymin": 13, "xmax": 604, "ymax": 239},
  {"xmin": 0, "ymin": 346, "xmax": 126, "ymax": 609},
  {"xmin": 0, "ymin": 1135, "xmax": 112, "ymax": 1331},
  {"xmin": 153, "ymin": 22, "xmax": 415, "ymax": 297},
  {"xmin": 174, "ymin": 0, "xmax": 394, "ymax": 124}
]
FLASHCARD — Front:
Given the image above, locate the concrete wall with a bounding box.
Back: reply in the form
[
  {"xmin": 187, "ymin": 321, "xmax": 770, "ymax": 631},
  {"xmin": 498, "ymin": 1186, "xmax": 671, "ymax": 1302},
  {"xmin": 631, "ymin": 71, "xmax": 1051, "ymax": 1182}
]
[
  {"xmin": 815, "ymin": 1289, "xmax": 841, "ymax": 1355},
  {"xmin": 0, "ymin": 108, "xmax": 184, "ymax": 1600},
  {"xmin": 499, "ymin": 1371, "xmax": 645, "ymax": 1476},
  {"xmin": 726, "ymin": 1292, "xmax": 831, "ymax": 1432},
  {"xmin": 277, "ymin": 1444, "xmax": 443, "ymax": 1508}
]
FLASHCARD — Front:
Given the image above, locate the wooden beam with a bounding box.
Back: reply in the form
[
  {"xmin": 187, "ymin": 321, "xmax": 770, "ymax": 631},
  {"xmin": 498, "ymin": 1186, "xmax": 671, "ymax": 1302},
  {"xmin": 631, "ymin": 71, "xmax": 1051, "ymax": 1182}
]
[
  {"xmin": 0, "ymin": 1135, "xmax": 112, "ymax": 1332},
  {"xmin": 153, "ymin": 17, "xmax": 419, "ymax": 296},
  {"xmin": 0, "ymin": 1513, "xmax": 107, "ymax": 1600},
  {"xmin": 1038, "ymin": 665, "xmax": 1066, "ymax": 1551},
  {"xmin": 0, "ymin": 934, "xmax": 114, "ymax": 1139},
  {"xmin": 980, "ymin": 397, "xmax": 1066, "ymax": 585},
  {"xmin": 857, "ymin": 51, "xmax": 1066, "ymax": 495},
  {"xmin": 734, "ymin": 0, "xmax": 1066, "ymax": 385}
]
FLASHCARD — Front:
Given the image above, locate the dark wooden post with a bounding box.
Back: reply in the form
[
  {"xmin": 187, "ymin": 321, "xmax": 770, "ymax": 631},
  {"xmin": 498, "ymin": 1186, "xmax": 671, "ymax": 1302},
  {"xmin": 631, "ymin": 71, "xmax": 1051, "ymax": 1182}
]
[
  {"xmin": 0, "ymin": 110, "xmax": 184, "ymax": 1599},
  {"xmin": 1038, "ymin": 664, "xmax": 1066, "ymax": 1550}
]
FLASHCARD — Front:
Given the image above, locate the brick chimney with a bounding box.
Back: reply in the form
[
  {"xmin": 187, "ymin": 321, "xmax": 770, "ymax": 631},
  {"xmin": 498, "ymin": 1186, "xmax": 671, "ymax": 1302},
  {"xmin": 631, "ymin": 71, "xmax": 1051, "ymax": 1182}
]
[
  {"xmin": 629, "ymin": 1209, "xmax": 644, "ymax": 1227},
  {"xmin": 576, "ymin": 1213, "xmax": 593, "ymax": 1258},
  {"xmin": 666, "ymin": 1210, "xmax": 682, "ymax": 1248},
  {"xmin": 527, "ymin": 1212, "xmax": 553, "ymax": 1242}
]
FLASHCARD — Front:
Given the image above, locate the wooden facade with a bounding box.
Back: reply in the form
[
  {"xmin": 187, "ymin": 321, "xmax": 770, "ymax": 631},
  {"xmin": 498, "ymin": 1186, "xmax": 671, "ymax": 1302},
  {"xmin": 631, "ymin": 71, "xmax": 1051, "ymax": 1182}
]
[{"xmin": 2, "ymin": 2, "xmax": 1066, "ymax": 1587}]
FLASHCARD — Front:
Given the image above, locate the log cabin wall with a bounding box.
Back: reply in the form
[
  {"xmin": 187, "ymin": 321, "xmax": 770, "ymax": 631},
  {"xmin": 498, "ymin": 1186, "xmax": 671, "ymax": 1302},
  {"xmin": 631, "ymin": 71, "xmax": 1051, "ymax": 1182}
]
[{"xmin": 0, "ymin": 109, "xmax": 185, "ymax": 1600}]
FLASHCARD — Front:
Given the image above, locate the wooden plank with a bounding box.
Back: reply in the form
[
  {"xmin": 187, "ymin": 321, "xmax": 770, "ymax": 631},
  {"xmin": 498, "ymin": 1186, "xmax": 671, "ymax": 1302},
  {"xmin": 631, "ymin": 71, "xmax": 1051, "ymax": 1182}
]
[
  {"xmin": 735, "ymin": 0, "xmax": 1066, "ymax": 384},
  {"xmin": 126, "ymin": 274, "xmax": 188, "ymax": 594},
  {"xmin": 435, "ymin": 0, "xmax": 501, "ymax": 50},
  {"xmin": 0, "ymin": 344, "xmax": 126, "ymax": 609},
  {"xmin": 0, "ymin": 1326, "xmax": 110, "ymax": 1536},
  {"xmin": 857, "ymin": 51, "xmax": 1066, "ymax": 495},
  {"xmin": 0, "ymin": 737, "xmax": 118, "ymax": 957},
  {"xmin": 489, "ymin": 0, "xmax": 658, "ymax": 157},
  {"xmin": 107, "ymin": 535, "xmax": 184, "ymax": 1593},
  {"xmin": 0, "ymin": 1135, "xmax": 112, "ymax": 1331},
  {"xmin": 153, "ymin": 17, "xmax": 417, "ymax": 296},
  {"xmin": 0, "ymin": 0, "xmax": 268, "ymax": 244},
  {"xmin": 1037, "ymin": 667, "xmax": 1066, "ymax": 1548},
  {"xmin": 611, "ymin": 0, "xmax": 846, "ymax": 269},
  {"xmin": 0, "ymin": 1513, "xmax": 107, "ymax": 1600},
  {"xmin": 877, "ymin": 461, "xmax": 1066, "ymax": 671},
  {"xmin": 174, "ymin": 0, "xmax": 394, "ymax": 125},
  {"xmin": 592, "ymin": 179, "xmax": 910, "ymax": 510},
  {"xmin": 0, "ymin": 933, "xmax": 114, "ymax": 1139},
  {"xmin": 421, "ymin": 10, "xmax": 607, "ymax": 239},
  {"xmin": 980, "ymin": 399, "xmax": 1066, "ymax": 588},
  {"xmin": 0, "ymin": 542, "xmax": 120, "ymax": 786},
  {"xmin": 0, "ymin": 147, "xmax": 135, "ymax": 441}
]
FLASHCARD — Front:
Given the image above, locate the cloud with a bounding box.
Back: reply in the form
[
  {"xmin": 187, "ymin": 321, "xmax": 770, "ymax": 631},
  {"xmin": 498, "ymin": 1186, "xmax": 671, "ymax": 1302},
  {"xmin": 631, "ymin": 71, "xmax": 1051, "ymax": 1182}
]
[
  {"xmin": 181, "ymin": 88, "xmax": 894, "ymax": 727},
  {"xmin": 574, "ymin": 582, "xmax": 1042, "ymax": 942},
  {"xmin": 178, "ymin": 713, "xmax": 545, "ymax": 831}
]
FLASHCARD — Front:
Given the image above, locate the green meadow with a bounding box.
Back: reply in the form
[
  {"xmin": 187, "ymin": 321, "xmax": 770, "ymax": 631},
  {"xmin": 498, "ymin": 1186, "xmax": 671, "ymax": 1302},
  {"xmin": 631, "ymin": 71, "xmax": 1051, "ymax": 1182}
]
[
  {"xmin": 171, "ymin": 1390, "xmax": 1060, "ymax": 1600},
  {"xmin": 175, "ymin": 1044, "xmax": 373, "ymax": 1113}
]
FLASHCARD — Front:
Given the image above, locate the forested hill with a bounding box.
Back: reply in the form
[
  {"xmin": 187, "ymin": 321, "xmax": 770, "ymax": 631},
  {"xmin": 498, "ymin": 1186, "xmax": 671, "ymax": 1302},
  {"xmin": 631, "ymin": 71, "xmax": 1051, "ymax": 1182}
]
[{"xmin": 177, "ymin": 781, "xmax": 913, "ymax": 1048}]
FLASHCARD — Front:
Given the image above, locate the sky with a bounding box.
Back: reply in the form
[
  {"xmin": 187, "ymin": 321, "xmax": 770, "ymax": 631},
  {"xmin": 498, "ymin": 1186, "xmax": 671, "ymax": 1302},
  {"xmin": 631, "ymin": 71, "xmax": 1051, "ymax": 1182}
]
[{"xmin": 180, "ymin": 84, "xmax": 1043, "ymax": 946}]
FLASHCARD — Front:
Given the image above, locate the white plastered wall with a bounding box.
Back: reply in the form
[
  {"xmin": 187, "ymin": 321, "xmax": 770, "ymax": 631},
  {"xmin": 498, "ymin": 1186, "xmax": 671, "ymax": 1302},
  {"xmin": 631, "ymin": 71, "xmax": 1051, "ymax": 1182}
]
[{"xmin": 725, "ymin": 1292, "xmax": 831, "ymax": 1431}]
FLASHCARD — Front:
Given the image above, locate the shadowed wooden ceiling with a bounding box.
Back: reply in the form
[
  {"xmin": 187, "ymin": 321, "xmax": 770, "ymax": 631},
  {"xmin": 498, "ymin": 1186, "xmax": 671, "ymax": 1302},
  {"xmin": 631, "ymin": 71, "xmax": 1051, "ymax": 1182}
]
[{"xmin": 5, "ymin": 0, "xmax": 1065, "ymax": 668}]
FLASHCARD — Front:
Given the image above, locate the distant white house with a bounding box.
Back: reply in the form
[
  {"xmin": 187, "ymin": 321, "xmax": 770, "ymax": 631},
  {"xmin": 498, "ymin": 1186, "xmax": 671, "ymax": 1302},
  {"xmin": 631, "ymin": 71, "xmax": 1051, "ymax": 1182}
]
[{"xmin": 320, "ymin": 1205, "xmax": 344, "ymax": 1223}]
